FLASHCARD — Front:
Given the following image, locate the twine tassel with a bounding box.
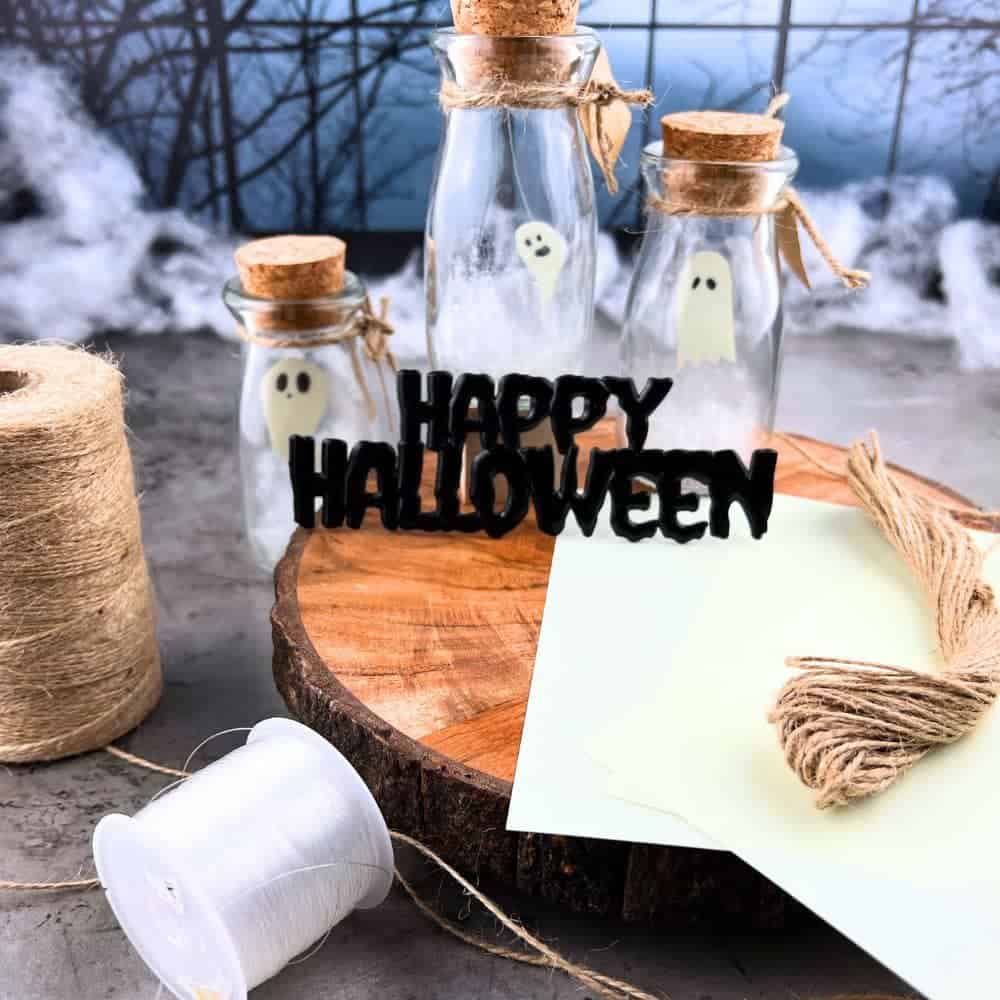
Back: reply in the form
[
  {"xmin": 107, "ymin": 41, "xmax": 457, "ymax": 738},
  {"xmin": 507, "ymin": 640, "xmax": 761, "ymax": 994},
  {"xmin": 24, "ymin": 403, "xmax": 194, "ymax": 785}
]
[
  {"xmin": 771, "ymin": 433, "xmax": 1000, "ymax": 809},
  {"xmin": 782, "ymin": 189, "xmax": 871, "ymax": 291}
]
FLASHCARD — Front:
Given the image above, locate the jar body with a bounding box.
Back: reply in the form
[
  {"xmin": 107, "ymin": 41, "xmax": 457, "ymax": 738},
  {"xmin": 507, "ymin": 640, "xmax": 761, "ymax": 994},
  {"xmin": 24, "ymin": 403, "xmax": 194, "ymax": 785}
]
[
  {"xmin": 225, "ymin": 274, "xmax": 397, "ymax": 571},
  {"xmin": 426, "ymin": 30, "xmax": 601, "ymax": 381},
  {"xmin": 620, "ymin": 145, "xmax": 798, "ymax": 460}
]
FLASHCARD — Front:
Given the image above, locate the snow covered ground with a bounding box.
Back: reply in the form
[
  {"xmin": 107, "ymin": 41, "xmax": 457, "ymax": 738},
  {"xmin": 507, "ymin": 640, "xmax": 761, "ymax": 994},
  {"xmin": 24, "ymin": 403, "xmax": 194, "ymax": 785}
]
[{"xmin": 1, "ymin": 48, "xmax": 998, "ymax": 369}]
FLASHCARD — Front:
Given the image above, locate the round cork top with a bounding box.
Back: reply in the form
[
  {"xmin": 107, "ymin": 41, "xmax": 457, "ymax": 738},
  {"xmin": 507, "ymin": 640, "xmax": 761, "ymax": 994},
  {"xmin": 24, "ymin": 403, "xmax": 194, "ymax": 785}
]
[
  {"xmin": 235, "ymin": 235, "xmax": 346, "ymax": 300},
  {"xmin": 451, "ymin": 0, "xmax": 578, "ymax": 35},
  {"xmin": 662, "ymin": 110, "xmax": 785, "ymax": 163}
]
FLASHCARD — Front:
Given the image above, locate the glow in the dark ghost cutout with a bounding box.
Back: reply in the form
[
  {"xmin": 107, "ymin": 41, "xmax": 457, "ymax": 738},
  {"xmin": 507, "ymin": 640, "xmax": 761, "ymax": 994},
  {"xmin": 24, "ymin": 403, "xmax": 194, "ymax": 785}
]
[
  {"xmin": 261, "ymin": 358, "xmax": 329, "ymax": 461},
  {"xmin": 675, "ymin": 250, "xmax": 737, "ymax": 368},
  {"xmin": 516, "ymin": 222, "xmax": 568, "ymax": 304}
]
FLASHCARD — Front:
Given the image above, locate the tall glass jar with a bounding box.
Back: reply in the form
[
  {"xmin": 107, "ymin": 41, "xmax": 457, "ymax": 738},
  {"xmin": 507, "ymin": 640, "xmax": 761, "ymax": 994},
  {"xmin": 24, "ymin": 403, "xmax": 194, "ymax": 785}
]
[
  {"xmin": 426, "ymin": 29, "xmax": 601, "ymax": 381},
  {"xmin": 620, "ymin": 143, "xmax": 799, "ymax": 461},
  {"xmin": 224, "ymin": 273, "xmax": 396, "ymax": 571}
]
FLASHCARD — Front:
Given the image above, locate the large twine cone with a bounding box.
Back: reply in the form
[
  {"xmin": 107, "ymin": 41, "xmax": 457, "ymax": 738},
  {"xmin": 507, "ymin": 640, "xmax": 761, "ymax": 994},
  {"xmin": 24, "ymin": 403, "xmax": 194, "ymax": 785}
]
[
  {"xmin": 0, "ymin": 346, "xmax": 161, "ymax": 763},
  {"xmin": 770, "ymin": 435, "xmax": 1000, "ymax": 808}
]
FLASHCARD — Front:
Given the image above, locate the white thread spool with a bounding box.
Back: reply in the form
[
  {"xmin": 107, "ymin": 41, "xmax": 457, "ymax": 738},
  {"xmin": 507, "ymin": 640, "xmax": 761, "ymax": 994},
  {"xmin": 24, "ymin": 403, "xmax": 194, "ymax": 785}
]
[{"xmin": 93, "ymin": 719, "xmax": 394, "ymax": 1000}]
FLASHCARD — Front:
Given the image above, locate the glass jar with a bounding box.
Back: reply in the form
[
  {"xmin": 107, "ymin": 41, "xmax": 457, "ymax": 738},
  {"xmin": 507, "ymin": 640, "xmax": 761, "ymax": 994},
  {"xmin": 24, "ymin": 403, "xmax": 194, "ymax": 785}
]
[
  {"xmin": 224, "ymin": 273, "xmax": 397, "ymax": 571},
  {"xmin": 620, "ymin": 142, "xmax": 799, "ymax": 461},
  {"xmin": 426, "ymin": 28, "xmax": 601, "ymax": 381}
]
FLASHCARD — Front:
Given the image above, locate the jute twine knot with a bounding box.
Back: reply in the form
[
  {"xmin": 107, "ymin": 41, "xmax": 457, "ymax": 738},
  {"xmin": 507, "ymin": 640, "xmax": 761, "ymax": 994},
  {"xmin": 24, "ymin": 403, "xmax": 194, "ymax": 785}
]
[
  {"xmin": 0, "ymin": 345, "xmax": 161, "ymax": 763},
  {"xmin": 647, "ymin": 186, "xmax": 870, "ymax": 291},
  {"xmin": 771, "ymin": 434, "xmax": 1000, "ymax": 808},
  {"xmin": 236, "ymin": 295, "xmax": 398, "ymax": 423},
  {"xmin": 439, "ymin": 77, "xmax": 654, "ymax": 112}
]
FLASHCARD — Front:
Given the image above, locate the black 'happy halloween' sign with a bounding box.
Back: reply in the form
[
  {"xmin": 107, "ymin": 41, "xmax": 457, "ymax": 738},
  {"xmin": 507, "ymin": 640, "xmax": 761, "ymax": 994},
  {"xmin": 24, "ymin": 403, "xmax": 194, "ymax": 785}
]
[{"xmin": 289, "ymin": 370, "xmax": 777, "ymax": 542}]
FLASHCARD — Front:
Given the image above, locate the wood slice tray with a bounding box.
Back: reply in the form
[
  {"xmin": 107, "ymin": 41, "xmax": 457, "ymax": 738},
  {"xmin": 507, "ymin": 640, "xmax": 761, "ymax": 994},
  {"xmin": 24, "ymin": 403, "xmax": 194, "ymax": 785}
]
[{"xmin": 272, "ymin": 422, "xmax": 987, "ymax": 927}]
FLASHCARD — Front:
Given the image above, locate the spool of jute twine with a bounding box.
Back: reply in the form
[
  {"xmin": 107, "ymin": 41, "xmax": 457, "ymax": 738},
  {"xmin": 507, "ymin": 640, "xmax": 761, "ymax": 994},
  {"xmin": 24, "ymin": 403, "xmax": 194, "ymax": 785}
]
[
  {"xmin": 652, "ymin": 94, "xmax": 870, "ymax": 291},
  {"xmin": 772, "ymin": 433, "xmax": 1000, "ymax": 809},
  {"xmin": 0, "ymin": 345, "xmax": 161, "ymax": 763}
]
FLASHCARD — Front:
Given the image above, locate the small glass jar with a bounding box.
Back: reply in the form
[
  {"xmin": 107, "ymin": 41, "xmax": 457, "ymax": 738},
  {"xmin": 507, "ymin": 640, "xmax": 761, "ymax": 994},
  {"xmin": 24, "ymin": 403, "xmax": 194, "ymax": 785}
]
[
  {"xmin": 620, "ymin": 143, "xmax": 799, "ymax": 460},
  {"xmin": 426, "ymin": 28, "xmax": 601, "ymax": 381},
  {"xmin": 224, "ymin": 273, "xmax": 397, "ymax": 571}
]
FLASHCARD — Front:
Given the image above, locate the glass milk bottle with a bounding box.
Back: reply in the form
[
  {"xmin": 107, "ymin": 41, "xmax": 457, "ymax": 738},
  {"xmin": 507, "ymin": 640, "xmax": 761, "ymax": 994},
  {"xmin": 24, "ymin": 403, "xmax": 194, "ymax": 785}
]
[
  {"xmin": 224, "ymin": 236, "xmax": 397, "ymax": 571},
  {"xmin": 621, "ymin": 139, "xmax": 798, "ymax": 461},
  {"xmin": 426, "ymin": 28, "xmax": 601, "ymax": 381}
]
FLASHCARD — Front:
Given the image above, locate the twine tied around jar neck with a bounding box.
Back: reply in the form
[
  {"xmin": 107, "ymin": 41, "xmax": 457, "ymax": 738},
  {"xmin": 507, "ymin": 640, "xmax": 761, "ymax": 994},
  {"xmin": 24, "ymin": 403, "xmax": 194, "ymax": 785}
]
[
  {"xmin": 649, "ymin": 92, "xmax": 871, "ymax": 291},
  {"xmin": 236, "ymin": 295, "xmax": 398, "ymax": 423},
  {"xmin": 439, "ymin": 76, "xmax": 654, "ymax": 193},
  {"xmin": 439, "ymin": 77, "xmax": 653, "ymax": 112},
  {"xmin": 647, "ymin": 188, "xmax": 871, "ymax": 290}
]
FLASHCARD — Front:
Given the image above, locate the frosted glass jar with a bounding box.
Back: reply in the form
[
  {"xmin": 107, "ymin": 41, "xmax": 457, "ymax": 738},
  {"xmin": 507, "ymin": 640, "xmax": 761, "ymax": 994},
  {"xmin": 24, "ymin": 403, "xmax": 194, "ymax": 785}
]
[
  {"xmin": 426, "ymin": 28, "xmax": 601, "ymax": 381},
  {"xmin": 620, "ymin": 142, "xmax": 799, "ymax": 461},
  {"xmin": 224, "ymin": 273, "xmax": 396, "ymax": 571}
]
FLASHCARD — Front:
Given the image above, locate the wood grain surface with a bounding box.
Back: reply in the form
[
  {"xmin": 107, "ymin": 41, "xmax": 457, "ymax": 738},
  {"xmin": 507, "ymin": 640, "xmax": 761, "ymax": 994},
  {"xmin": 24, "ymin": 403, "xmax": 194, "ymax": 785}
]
[{"xmin": 273, "ymin": 421, "xmax": 988, "ymax": 925}]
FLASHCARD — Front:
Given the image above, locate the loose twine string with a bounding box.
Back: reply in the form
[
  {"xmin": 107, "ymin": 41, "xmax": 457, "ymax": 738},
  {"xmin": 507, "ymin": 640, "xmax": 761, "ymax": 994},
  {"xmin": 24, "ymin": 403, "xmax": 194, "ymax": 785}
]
[
  {"xmin": 235, "ymin": 295, "xmax": 398, "ymax": 423},
  {"xmin": 0, "ymin": 346, "xmax": 162, "ymax": 764},
  {"xmin": 771, "ymin": 432, "xmax": 1000, "ymax": 809}
]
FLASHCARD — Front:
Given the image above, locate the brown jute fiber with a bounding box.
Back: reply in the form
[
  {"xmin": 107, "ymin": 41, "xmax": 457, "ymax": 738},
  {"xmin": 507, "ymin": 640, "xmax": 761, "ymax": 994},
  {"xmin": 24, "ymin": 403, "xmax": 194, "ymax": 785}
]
[
  {"xmin": 439, "ymin": 77, "xmax": 654, "ymax": 112},
  {"xmin": 0, "ymin": 345, "xmax": 161, "ymax": 763},
  {"xmin": 771, "ymin": 433, "xmax": 1000, "ymax": 808}
]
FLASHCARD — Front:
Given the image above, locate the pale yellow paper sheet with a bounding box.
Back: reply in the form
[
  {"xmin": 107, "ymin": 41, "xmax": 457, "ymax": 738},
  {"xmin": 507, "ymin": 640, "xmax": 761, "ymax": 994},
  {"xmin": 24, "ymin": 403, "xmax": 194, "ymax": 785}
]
[{"xmin": 589, "ymin": 494, "xmax": 1000, "ymax": 1000}]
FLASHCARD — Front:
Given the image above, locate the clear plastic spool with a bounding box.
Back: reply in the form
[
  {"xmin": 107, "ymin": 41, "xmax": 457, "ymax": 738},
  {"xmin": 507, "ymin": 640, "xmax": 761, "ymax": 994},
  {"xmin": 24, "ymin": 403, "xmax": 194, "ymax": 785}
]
[{"xmin": 93, "ymin": 719, "xmax": 393, "ymax": 1000}]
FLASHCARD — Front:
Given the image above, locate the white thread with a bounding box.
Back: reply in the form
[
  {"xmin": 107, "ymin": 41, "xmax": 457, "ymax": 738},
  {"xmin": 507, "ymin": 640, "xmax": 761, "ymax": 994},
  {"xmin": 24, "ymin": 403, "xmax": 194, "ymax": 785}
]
[{"xmin": 92, "ymin": 719, "xmax": 394, "ymax": 1000}]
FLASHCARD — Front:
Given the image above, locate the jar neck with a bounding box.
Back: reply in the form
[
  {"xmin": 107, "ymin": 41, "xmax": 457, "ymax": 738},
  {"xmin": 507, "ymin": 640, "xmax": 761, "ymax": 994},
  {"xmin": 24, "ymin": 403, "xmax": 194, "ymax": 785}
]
[
  {"xmin": 432, "ymin": 29, "xmax": 600, "ymax": 89},
  {"xmin": 223, "ymin": 272, "xmax": 367, "ymax": 340},
  {"xmin": 642, "ymin": 143, "xmax": 799, "ymax": 215}
]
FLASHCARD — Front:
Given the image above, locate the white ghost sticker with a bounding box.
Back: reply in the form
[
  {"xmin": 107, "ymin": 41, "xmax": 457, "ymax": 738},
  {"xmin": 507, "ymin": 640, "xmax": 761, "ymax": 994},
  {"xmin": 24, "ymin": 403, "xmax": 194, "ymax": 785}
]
[
  {"xmin": 675, "ymin": 250, "xmax": 737, "ymax": 369},
  {"xmin": 260, "ymin": 358, "xmax": 329, "ymax": 461},
  {"xmin": 516, "ymin": 221, "xmax": 568, "ymax": 304}
]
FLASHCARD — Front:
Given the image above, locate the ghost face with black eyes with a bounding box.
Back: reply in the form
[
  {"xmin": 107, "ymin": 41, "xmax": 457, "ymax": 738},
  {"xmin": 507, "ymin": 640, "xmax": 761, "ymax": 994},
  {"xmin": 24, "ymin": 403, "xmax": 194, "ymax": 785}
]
[
  {"xmin": 675, "ymin": 250, "xmax": 737, "ymax": 368},
  {"xmin": 515, "ymin": 221, "xmax": 568, "ymax": 304},
  {"xmin": 260, "ymin": 358, "xmax": 329, "ymax": 461}
]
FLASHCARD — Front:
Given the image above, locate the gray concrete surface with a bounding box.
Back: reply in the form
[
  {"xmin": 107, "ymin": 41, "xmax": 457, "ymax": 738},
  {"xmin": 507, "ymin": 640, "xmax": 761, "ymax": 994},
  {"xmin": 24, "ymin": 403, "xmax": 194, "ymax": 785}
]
[{"xmin": 2, "ymin": 328, "xmax": 999, "ymax": 1000}]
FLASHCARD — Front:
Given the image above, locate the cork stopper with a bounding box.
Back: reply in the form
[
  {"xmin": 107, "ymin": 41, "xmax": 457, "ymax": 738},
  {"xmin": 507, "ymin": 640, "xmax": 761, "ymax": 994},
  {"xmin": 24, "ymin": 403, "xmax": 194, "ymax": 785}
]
[
  {"xmin": 233, "ymin": 235, "xmax": 351, "ymax": 334},
  {"xmin": 658, "ymin": 110, "xmax": 786, "ymax": 213},
  {"xmin": 452, "ymin": 0, "xmax": 579, "ymax": 35},
  {"xmin": 447, "ymin": 0, "xmax": 580, "ymax": 84},
  {"xmin": 235, "ymin": 235, "xmax": 346, "ymax": 300},
  {"xmin": 661, "ymin": 110, "xmax": 784, "ymax": 163}
]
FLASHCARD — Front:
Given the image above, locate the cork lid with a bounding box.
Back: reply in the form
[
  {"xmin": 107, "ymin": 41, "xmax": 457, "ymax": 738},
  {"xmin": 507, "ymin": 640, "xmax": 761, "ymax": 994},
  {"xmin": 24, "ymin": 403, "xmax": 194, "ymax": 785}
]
[
  {"xmin": 661, "ymin": 110, "xmax": 785, "ymax": 163},
  {"xmin": 235, "ymin": 235, "xmax": 346, "ymax": 300},
  {"xmin": 451, "ymin": 0, "xmax": 579, "ymax": 35}
]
